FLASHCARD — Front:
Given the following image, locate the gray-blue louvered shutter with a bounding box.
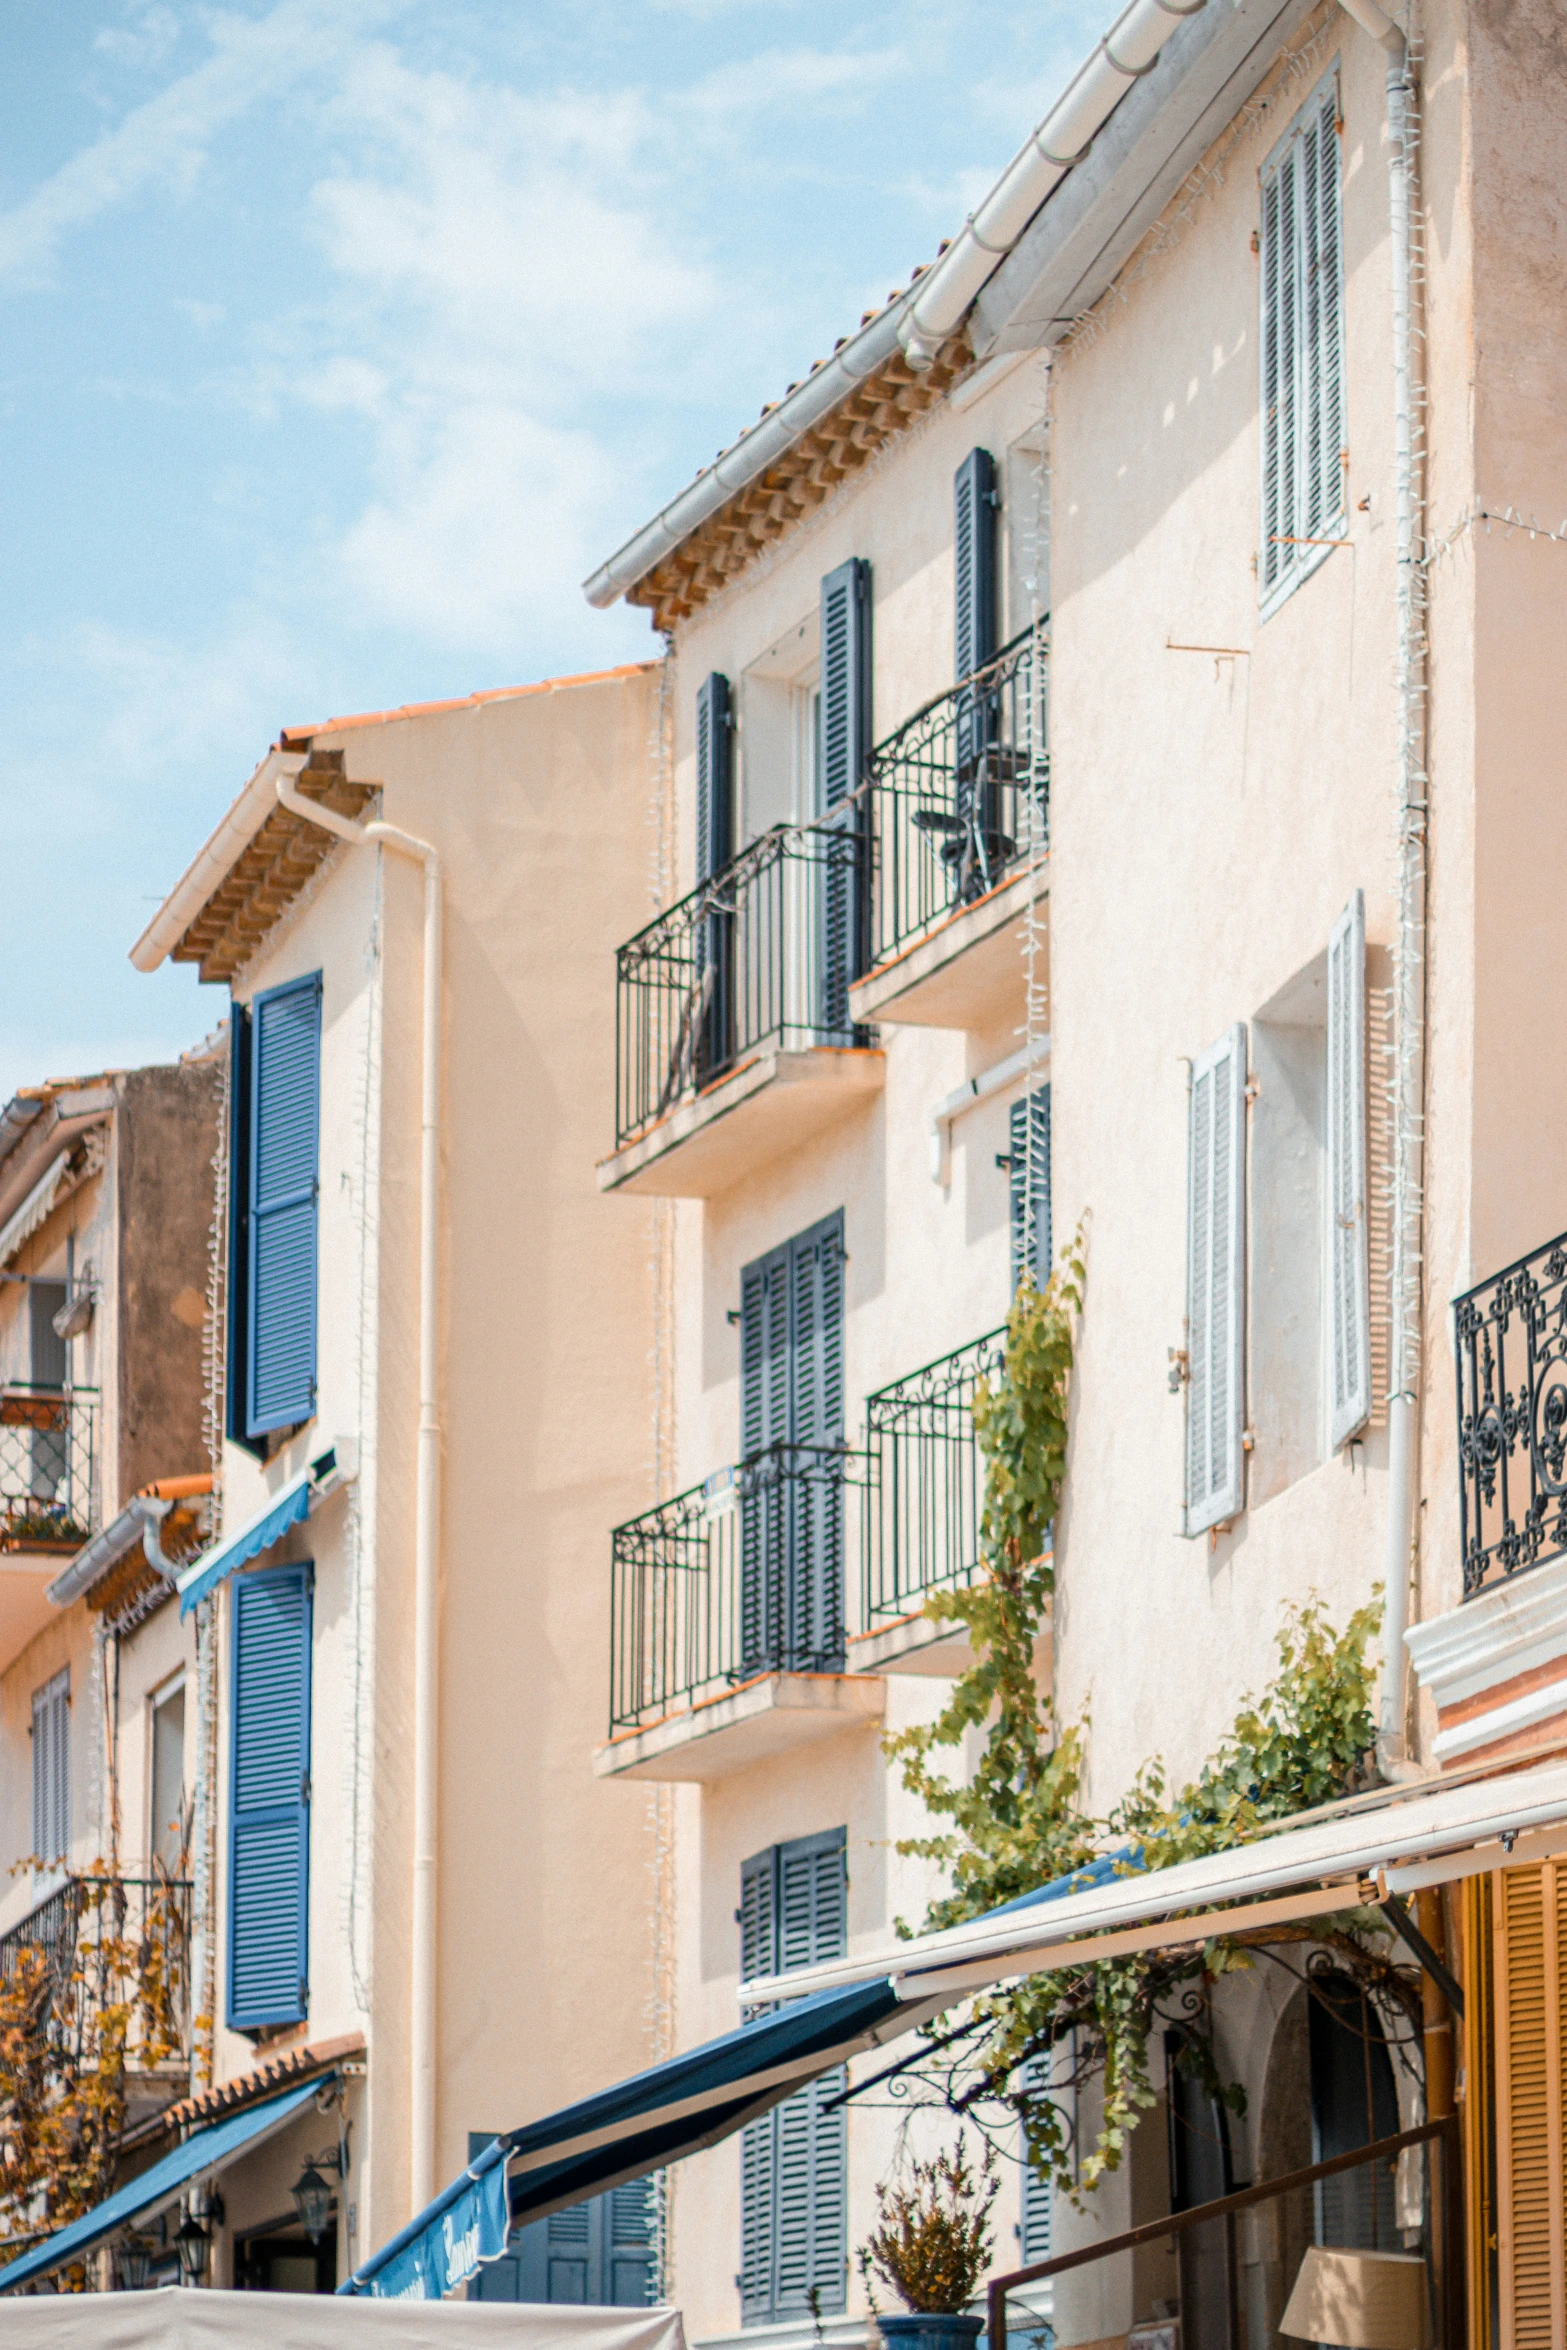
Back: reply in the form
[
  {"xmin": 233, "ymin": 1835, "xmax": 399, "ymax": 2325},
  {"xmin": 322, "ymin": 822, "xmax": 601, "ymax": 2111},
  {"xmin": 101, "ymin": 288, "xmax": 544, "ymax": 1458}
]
[
  {"xmin": 772, "ymin": 1832, "xmax": 848, "ymax": 2318},
  {"xmin": 226, "ymin": 1004, "xmax": 264, "ymax": 1454},
  {"xmin": 740, "ymin": 1847, "xmax": 779, "ymax": 2319},
  {"xmin": 246, "ymin": 973, "xmax": 322, "ymax": 1436},
  {"xmin": 696, "ymin": 674, "xmax": 735, "ymax": 1082},
  {"xmin": 1009, "ymin": 1088, "xmax": 1052, "ymax": 1293},
  {"xmin": 606, "ymin": 2178, "xmax": 657, "ymax": 2305},
  {"xmin": 818, "ymin": 560, "xmax": 870, "ymax": 1034},
  {"xmin": 227, "ymin": 1563, "xmax": 311, "ymax": 2028},
  {"xmin": 954, "ymin": 448, "xmax": 998, "ymax": 686},
  {"xmin": 788, "ymin": 1216, "xmax": 845, "ymax": 1671},
  {"xmin": 740, "ymin": 1246, "xmax": 790, "ymax": 1676}
]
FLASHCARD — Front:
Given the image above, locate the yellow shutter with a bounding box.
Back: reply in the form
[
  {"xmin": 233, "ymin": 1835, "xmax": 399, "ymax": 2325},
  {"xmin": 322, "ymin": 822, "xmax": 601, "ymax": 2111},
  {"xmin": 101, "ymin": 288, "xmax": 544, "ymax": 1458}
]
[{"xmin": 1493, "ymin": 1860, "xmax": 1567, "ymax": 2349}]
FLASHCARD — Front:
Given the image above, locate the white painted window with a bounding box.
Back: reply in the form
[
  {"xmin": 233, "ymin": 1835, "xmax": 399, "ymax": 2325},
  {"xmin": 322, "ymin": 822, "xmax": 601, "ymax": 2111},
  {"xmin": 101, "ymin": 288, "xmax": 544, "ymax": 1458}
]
[
  {"xmin": 1259, "ymin": 69, "xmax": 1345, "ymax": 616},
  {"xmin": 150, "ymin": 1676, "xmax": 187, "ymax": 1871},
  {"xmin": 1185, "ymin": 1026, "xmax": 1248, "ymax": 1535},
  {"xmin": 1327, "ymin": 890, "xmax": 1371, "ymax": 1447},
  {"xmin": 31, "ymin": 1668, "xmax": 69, "ymax": 1867}
]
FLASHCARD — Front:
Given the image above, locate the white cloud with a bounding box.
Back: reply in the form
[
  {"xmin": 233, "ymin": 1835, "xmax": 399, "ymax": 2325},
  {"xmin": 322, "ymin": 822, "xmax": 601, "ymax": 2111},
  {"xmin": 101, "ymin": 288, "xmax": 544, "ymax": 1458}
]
[{"xmin": 684, "ymin": 44, "xmax": 909, "ymax": 121}]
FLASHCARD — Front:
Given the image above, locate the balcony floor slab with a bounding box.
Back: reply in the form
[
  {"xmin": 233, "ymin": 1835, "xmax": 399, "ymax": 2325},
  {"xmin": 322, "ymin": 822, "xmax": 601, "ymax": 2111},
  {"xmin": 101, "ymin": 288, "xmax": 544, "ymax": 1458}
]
[
  {"xmin": 598, "ymin": 1046, "xmax": 885, "ymax": 1198},
  {"xmin": 0, "ymin": 1555, "xmax": 67, "ymax": 1673},
  {"xmin": 850, "ymin": 859, "xmax": 1049, "ymax": 1030},
  {"xmin": 593, "ymin": 1670, "xmax": 886, "ymax": 1781}
]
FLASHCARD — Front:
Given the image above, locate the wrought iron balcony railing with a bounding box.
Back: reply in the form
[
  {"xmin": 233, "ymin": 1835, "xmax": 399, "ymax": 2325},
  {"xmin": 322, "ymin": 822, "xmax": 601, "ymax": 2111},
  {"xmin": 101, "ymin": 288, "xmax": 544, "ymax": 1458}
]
[
  {"xmin": 862, "ymin": 1328, "xmax": 1007, "ymax": 1628},
  {"xmin": 863, "ymin": 626, "xmax": 1047, "ymax": 975},
  {"xmin": 0, "ymin": 1873, "xmax": 193, "ymax": 2069},
  {"xmin": 1455, "ymin": 1231, "xmax": 1567, "ymax": 1598},
  {"xmin": 0, "ymin": 1385, "xmax": 98, "ymax": 1554},
  {"xmin": 614, "ymin": 824, "xmax": 868, "ymax": 1151},
  {"xmin": 608, "ymin": 1442, "xmax": 868, "ymax": 1735}
]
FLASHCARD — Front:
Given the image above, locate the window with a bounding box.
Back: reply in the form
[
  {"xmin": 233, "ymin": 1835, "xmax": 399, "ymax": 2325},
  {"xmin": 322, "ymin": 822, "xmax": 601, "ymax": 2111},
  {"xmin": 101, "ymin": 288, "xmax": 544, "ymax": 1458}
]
[
  {"xmin": 228, "ymin": 973, "xmax": 323, "ymax": 1450},
  {"xmin": 467, "ymin": 2156, "xmax": 658, "ymax": 2307},
  {"xmin": 739, "ymin": 1213, "xmax": 846, "ymax": 1676},
  {"xmin": 740, "ymin": 1830, "xmax": 848, "ymax": 2324},
  {"xmin": 1184, "ymin": 1027, "xmax": 1247, "ymax": 1536},
  {"xmin": 1259, "ymin": 69, "xmax": 1345, "ymax": 615},
  {"xmin": 818, "ymin": 559, "xmax": 871, "ymax": 1036},
  {"xmin": 28, "ymin": 1281, "xmax": 68, "ymax": 1503},
  {"xmin": 955, "ymin": 447, "xmax": 999, "ymax": 688},
  {"xmin": 149, "ymin": 1678, "xmax": 186, "ymax": 1871},
  {"xmin": 1009, "ymin": 1088, "xmax": 1052, "ymax": 1294},
  {"xmin": 31, "ymin": 1668, "xmax": 69, "ymax": 1867},
  {"xmin": 228, "ymin": 1563, "xmax": 312, "ymax": 2030}
]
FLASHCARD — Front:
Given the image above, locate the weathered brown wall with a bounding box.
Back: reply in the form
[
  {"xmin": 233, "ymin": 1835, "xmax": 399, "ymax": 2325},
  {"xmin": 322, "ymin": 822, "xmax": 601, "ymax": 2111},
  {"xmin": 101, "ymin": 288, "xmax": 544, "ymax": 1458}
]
[{"xmin": 115, "ymin": 1060, "xmax": 220, "ymax": 1498}]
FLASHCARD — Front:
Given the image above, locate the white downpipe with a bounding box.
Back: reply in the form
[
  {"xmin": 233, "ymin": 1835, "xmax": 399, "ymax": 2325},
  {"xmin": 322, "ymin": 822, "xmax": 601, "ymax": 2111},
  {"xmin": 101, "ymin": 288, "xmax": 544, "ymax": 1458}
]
[
  {"xmin": 1332, "ymin": 5, "xmax": 1426, "ymax": 1766},
  {"xmin": 900, "ymin": 0, "xmax": 1207, "ymax": 367},
  {"xmin": 276, "ymin": 778, "xmax": 444, "ymax": 2212}
]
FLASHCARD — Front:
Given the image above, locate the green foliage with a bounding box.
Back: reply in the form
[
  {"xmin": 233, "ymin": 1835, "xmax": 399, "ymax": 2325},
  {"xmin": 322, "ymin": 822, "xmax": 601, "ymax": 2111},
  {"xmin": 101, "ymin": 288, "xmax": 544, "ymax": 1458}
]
[
  {"xmin": 883, "ymin": 1228, "xmax": 1386, "ymax": 2200},
  {"xmin": 857, "ymin": 2142, "xmax": 1000, "ymax": 2314}
]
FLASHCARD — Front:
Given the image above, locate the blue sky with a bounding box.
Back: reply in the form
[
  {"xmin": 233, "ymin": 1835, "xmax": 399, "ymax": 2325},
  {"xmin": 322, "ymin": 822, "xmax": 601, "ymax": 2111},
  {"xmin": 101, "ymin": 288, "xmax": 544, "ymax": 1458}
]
[{"xmin": 0, "ymin": 0, "xmax": 1104, "ymax": 1098}]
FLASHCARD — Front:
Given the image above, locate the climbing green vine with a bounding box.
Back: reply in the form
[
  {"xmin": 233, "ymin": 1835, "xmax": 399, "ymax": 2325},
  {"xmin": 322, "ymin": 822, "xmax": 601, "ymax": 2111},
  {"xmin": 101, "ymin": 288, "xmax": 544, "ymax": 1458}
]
[{"xmin": 885, "ymin": 1236, "xmax": 1397, "ymax": 2197}]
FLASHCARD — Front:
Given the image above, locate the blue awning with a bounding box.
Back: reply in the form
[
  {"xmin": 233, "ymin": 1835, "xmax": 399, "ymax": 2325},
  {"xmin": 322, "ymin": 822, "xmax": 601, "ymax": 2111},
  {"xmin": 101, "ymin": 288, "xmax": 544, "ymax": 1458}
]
[
  {"xmin": 177, "ymin": 1443, "xmax": 351, "ymax": 1617},
  {"xmin": 0, "ymin": 2078, "xmax": 321, "ymax": 2292},
  {"xmin": 344, "ymin": 1976, "xmax": 932, "ymax": 2299}
]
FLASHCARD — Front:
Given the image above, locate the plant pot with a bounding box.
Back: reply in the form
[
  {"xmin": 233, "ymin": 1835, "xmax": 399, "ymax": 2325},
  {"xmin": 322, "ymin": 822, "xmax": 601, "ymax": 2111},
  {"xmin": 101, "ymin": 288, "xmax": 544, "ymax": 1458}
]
[{"xmin": 875, "ymin": 2312, "xmax": 986, "ymax": 2350}]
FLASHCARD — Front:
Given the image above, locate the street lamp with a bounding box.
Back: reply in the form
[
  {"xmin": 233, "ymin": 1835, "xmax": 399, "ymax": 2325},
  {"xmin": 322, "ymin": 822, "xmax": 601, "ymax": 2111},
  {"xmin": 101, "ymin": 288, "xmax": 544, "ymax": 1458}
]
[
  {"xmin": 117, "ymin": 2235, "xmax": 153, "ymax": 2291},
  {"xmin": 290, "ymin": 2149, "xmax": 344, "ymax": 2244},
  {"xmin": 175, "ymin": 2211, "xmax": 211, "ymax": 2286}
]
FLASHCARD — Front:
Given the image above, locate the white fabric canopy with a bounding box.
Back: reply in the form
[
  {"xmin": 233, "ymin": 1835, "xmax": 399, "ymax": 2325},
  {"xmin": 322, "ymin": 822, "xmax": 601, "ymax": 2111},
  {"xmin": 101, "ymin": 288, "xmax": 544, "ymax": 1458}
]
[
  {"xmin": 741, "ymin": 1757, "xmax": 1567, "ymax": 2005},
  {"xmin": 0, "ymin": 2290, "xmax": 687, "ymax": 2350}
]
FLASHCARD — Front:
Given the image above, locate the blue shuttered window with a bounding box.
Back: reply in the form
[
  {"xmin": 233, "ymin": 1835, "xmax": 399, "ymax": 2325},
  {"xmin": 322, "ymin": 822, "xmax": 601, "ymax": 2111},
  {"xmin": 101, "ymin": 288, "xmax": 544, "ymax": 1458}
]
[
  {"xmin": 228, "ymin": 1563, "xmax": 311, "ymax": 2030},
  {"xmin": 466, "ymin": 2140, "xmax": 658, "ymax": 2308},
  {"xmin": 245, "ymin": 973, "xmax": 322, "ymax": 1438},
  {"xmin": 740, "ymin": 1830, "xmax": 848, "ymax": 2325},
  {"xmin": 738, "ymin": 1214, "xmax": 846, "ymax": 1677},
  {"xmin": 954, "ymin": 448, "xmax": 998, "ymax": 687},
  {"xmin": 818, "ymin": 560, "xmax": 870, "ymax": 1036},
  {"xmin": 1009, "ymin": 1088, "xmax": 1052, "ymax": 1293}
]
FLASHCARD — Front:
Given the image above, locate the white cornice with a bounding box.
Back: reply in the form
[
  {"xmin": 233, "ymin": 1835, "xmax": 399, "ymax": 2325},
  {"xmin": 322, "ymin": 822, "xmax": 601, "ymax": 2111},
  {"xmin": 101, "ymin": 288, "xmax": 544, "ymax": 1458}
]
[{"xmin": 1406, "ymin": 1553, "xmax": 1567, "ymax": 1710}]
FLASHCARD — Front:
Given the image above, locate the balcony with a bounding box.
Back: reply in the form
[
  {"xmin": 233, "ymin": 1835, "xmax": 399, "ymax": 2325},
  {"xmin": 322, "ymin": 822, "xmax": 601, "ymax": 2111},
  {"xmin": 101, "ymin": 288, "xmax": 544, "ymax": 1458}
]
[
  {"xmin": 595, "ymin": 1442, "xmax": 884, "ymax": 1780},
  {"xmin": 599, "ymin": 827, "xmax": 884, "ymax": 1198},
  {"xmin": 853, "ymin": 1327, "xmax": 1015, "ymax": 1674},
  {"xmin": 0, "ymin": 1385, "xmax": 98, "ymax": 1668},
  {"xmin": 849, "ymin": 627, "xmax": 1048, "ymax": 1031},
  {"xmin": 0, "ymin": 1873, "xmax": 193, "ymax": 2133},
  {"xmin": 1454, "ymin": 1233, "xmax": 1567, "ymax": 1600}
]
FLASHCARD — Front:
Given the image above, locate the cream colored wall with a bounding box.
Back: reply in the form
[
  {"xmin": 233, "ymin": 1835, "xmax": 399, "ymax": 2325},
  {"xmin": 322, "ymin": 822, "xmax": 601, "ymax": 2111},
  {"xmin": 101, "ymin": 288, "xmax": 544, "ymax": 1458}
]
[{"xmin": 216, "ymin": 667, "xmax": 664, "ymax": 2262}]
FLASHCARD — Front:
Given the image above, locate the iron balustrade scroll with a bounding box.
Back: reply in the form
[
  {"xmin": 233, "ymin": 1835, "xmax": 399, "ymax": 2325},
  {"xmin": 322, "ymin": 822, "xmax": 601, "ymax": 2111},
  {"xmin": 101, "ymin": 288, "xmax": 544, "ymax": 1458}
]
[
  {"xmin": 863, "ymin": 625, "xmax": 1047, "ymax": 977},
  {"xmin": 613, "ymin": 824, "xmax": 869, "ymax": 1152},
  {"xmin": 608, "ymin": 1442, "xmax": 868, "ymax": 1735},
  {"xmin": 0, "ymin": 1385, "xmax": 98, "ymax": 1553},
  {"xmin": 0, "ymin": 1873, "xmax": 194, "ymax": 2070},
  {"xmin": 1454, "ymin": 1231, "xmax": 1567, "ymax": 1597},
  {"xmin": 863, "ymin": 1328, "xmax": 1007, "ymax": 1629}
]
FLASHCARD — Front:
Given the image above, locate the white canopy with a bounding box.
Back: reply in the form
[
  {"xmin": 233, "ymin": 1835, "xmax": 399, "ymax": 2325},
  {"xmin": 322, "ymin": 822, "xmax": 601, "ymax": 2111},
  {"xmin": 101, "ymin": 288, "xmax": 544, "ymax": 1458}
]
[
  {"xmin": 0, "ymin": 2290, "xmax": 686, "ymax": 2350},
  {"xmin": 741, "ymin": 1756, "xmax": 1567, "ymax": 2005}
]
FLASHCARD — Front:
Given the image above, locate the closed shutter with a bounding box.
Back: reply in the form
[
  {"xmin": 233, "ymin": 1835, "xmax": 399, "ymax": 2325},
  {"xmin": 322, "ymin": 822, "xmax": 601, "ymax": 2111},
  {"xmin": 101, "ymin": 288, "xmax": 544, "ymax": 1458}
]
[
  {"xmin": 1327, "ymin": 890, "xmax": 1371, "ymax": 1448},
  {"xmin": 954, "ymin": 449, "xmax": 998, "ymax": 686},
  {"xmin": 1259, "ymin": 74, "xmax": 1344, "ymax": 607},
  {"xmin": 226, "ymin": 1004, "xmax": 261, "ymax": 1454},
  {"xmin": 1494, "ymin": 1860, "xmax": 1567, "ymax": 2346},
  {"xmin": 788, "ymin": 1215, "xmax": 846, "ymax": 1671},
  {"xmin": 740, "ymin": 1245, "xmax": 791, "ymax": 1675},
  {"xmin": 31, "ymin": 1670, "xmax": 69, "ymax": 1866},
  {"xmin": 471, "ymin": 2156, "xmax": 657, "ymax": 2308},
  {"xmin": 740, "ymin": 1831, "xmax": 848, "ymax": 2324},
  {"xmin": 1009, "ymin": 1087, "xmax": 1053, "ymax": 1294},
  {"xmin": 696, "ymin": 673, "xmax": 735, "ymax": 1082},
  {"xmin": 1185, "ymin": 1025, "xmax": 1247, "ymax": 1535},
  {"xmin": 247, "ymin": 973, "xmax": 322, "ymax": 1437},
  {"xmin": 605, "ymin": 2178, "xmax": 657, "ymax": 2306},
  {"xmin": 818, "ymin": 560, "xmax": 871, "ymax": 1034},
  {"xmin": 227, "ymin": 1563, "xmax": 311, "ymax": 2029}
]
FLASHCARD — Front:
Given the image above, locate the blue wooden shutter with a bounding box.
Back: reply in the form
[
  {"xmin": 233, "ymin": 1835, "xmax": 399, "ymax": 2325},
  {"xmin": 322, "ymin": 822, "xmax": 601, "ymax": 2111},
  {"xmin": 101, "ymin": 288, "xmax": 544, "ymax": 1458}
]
[
  {"xmin": 1009, "ymin": 1088, "xmax": 1052, "ymax": 1293},
  {"xmin": 696, "ymin": 674, "xmax": 735, "ymax": 1083},
  {"xmin": 228, "ymin": 1563, "xmax": 311, "ymax": 2029},
  {"xmin": 787, "ymin": 1216, "xmax": 846, "ymax": 1671},
  {"xmin": 818, "ymin": 560, "xmax": 870, "ymax": 1033},
  {"xmin": 739, "ymin": 1846, "xmax": 779, "ymax": 2319},
  {"xmin": 246, "ymin": 973, "xmax": 322, "ymax": 1437},
  {"xmin": 954, "ymin": 448, "xmax": 998, "ymax": 686},
  {"xmin": 225, "ymin": 1004, "xmax": 265, "ymax": 1457},
  {"xmin": 773, "ymin": 1832, "xmax": 848, "ymax": 2319},
  {"xmin": 740, "ymin": 1244, "xmax": 790, "ymax": 1676}
]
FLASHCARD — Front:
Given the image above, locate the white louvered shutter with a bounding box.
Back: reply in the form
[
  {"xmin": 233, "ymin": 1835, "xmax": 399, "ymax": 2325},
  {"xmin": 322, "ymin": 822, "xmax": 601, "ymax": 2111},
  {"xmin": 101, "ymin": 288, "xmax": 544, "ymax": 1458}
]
[
  {"xmin": 1327, "ymin": 890, "xmax": 1371, "ymax": 1448},
  {"xmin": 1185, "ymin": 1025, "xmax": 1247, "ymax": 1535},
  {"xmin": 1259, "ymin": 73, "xmax": 1344, "ymax": 608}
]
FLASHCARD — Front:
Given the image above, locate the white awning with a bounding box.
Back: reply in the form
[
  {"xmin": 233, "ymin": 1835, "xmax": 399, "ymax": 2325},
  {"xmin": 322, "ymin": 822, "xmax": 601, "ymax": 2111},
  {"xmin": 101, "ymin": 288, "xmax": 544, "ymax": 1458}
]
[
  {"xmin": 0, "ymin": 1151, "xmax": 73, "ymax": 1270},
  {"xmin": 740, "ymin": 1758, "xmax": 1567, "ymax": 2006}
]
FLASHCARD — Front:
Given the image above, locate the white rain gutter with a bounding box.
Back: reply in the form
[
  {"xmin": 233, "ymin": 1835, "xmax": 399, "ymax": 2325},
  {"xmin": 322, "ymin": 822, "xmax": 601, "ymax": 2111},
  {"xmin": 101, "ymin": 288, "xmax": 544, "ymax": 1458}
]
[
  {"xmin": 129, "ymin": 751, "xmax": 308, "ymax": 973},
  {"xmin": 898, "ymin": 0, "xmax": 1207, "ymax": 367},
  {"xmin": 930, "ymin": 1039, "xmax": 1050, "ymax": 1184},
  {"xmin": 275, "ymin": 777, "xmax": 445, "ymax": 2215},
  {"xmin": 740, "ymin": 1758, "xmax": 1567, "ymax": 2007}
]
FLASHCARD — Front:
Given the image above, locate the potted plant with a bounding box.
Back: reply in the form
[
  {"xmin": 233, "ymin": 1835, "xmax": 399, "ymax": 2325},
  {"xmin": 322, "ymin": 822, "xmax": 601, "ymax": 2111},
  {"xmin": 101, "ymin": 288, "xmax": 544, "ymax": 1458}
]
[{"xmin": 857, "ymin": 2144, "xmax": 999, "ymax": 2350}]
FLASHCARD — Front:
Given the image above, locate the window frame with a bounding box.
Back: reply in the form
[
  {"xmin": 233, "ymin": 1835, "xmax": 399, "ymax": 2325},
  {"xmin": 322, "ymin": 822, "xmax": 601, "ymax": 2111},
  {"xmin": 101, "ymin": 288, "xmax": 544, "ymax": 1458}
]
[{"xmin": 1257, "ymin": 64, "xmax": 1346, "ymax": 622}]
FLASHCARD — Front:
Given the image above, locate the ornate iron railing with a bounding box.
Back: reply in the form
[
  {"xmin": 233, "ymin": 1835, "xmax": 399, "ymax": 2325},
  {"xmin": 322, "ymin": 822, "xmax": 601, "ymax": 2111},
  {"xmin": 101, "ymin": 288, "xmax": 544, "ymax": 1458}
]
[
  {"xmin": 863, "ymin": 626, "xmax": 1047, "ymax": 976},
  {"xmin": 0, "ymin": 1385, "xmax": 98, "ymax": 1553},
  {"xmin": 0, "ymin": 1873, "xmax": 192, "ymax": 2067},
  {"xmin": 1455, "ymin": 1231, "xmax": 1567, "ymax": 1597},
  {"xmin": 862, "ymin": 1329, "xmax": 1006, "ymax": 1627},
  {"xmin": 614, "ymin": 824, "xmax": 868, "ymax": 1151},
  {"xmin": 609, "ymin": 1442, "xmax": 869, "ymax": 1734}
]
